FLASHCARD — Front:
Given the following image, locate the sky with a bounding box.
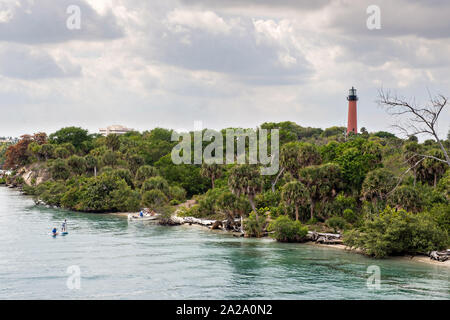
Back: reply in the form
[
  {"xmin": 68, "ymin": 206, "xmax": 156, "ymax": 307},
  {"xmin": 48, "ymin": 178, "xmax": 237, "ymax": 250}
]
[{"xmin": 0, "ymin": 0, "xmax": 449, "ymax": 139}]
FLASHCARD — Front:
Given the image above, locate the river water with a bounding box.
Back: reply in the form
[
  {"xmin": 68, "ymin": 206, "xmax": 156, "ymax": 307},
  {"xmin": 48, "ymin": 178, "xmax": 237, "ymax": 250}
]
[{"xmin": 0, "ymin": 187, "xmax": 448, "ymax": 299}]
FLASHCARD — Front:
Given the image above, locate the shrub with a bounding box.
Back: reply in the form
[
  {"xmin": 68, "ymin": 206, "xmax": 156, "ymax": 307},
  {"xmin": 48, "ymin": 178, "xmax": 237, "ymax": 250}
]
[
  {"xmin": 102, "ymin": 150, "xmax": 119, "ymax": 167},
  {"xmin": 75, "ymin": 175, "xmax": 130, "ymax": 212},
  {"xmin": 54, "ymin": 147, "xmax": 70, "ymax": 159},
  {"xmin": 343, "ymin": 208, "xmax": 357, "ymax": 224},
  {"xmin": 423, "ymin": 203, "xmax": 450, "ymax": 235},
  {"xmin": 169, "ymin": 185, "xmax": 187, "ymax": 202},
  {"xmin": 67, "ymin": 155, "xmax": 86, "ymax": 175},
  {"xmin": 326, "ymin": 216, "xmax": 347, "ymax": 233},
  {"xmin": 334, "ymin": 193, "xmax": 357, "ymax": 214},
  {"xmin": 141, "ymin": 189, "xmax": 168, "ymax": 210},
  {"xmin": 39, "ymin": 181, "xmax": 67, "ymax": 207},
  {"xmin": 255, "ymin": 190, "xmax": 281, "ymax": 208},
  {"xmin": 437, "ymin": 169, "xmax": 449, "ymax": 201},
  {"xmin": 195, "ymin": 187, "xmax": 228, "ymax": 217},
  {"xmin": 135, "ymin": 165, "xmax": 159, "ymax": 188},
  {"xmin": 344, "ymin": 207, "xmax": 448, "ymax": 258},
  {"xmin": 268, "ymin": 215, "xmax": 308, "ymax": 242},
  {"xmin": 141, "ymin": 176, "xmax": 169, "ymax": 195},
  {"xmin": 110, "ymin": 186, "xmax": 140, "ymax": 212},
  {"xmin": 106, "ymin": 168, "xmax": 134, "ymax": 188},
  {"xmin": 243, "ymin": 212, "xmax": 267, "ymax": 237},
  {"xmin": 50, "ymin": 159, "xmax": 71, "ymax": 180},
  {"xmin": 157, "ymin": 206, "xmax": 175, "ymax": 225}
]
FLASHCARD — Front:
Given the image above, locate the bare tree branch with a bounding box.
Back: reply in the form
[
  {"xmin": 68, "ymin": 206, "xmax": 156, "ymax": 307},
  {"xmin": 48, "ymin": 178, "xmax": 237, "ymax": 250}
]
[{"xmin": 377, "ymin": 89, "xmax": 450, "ymax": 166}]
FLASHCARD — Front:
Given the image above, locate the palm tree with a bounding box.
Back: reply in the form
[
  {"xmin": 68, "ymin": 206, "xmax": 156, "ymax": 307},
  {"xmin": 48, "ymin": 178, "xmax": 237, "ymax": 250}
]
[
  {"xmin": 201, "ymin": 163, "xmax": 222, "ymax": 189},
  {"xmin": 216, "ymin": 191, "xmax": 250, "ymax": 232},
  {"xmin": 422, "ymin": 149, "xmax": 447, "ymax": 187},
  {"xmin": 272, "ymin": 142, "xmax": 321, "ymax": 192},
  {"xmin": 228, "ymin": 164, "xmax": 261, "ymax": 216},
  {"xmin": 281, "ymin": 181, "xmax": 309, "ymax": 221}
]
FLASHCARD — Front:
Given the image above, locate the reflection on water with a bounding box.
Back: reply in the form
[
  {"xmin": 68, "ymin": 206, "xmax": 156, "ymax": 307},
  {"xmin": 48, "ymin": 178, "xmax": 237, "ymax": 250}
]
[{"xmin": 0, "ymin": 187, "xmax": 448, "ymax": 300}]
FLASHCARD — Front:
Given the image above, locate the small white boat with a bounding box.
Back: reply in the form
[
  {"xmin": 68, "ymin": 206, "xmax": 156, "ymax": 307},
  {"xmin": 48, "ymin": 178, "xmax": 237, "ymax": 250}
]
[{"xmin": 127, "ymin": 212, "xmax": 159, "ymax": 222}]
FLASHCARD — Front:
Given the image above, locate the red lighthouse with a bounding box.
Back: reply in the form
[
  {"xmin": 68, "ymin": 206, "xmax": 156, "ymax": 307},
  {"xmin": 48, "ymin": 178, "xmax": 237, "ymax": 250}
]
[{"xmin": 347, "ymin": 87, "xmax": 358, "ymax": 135}]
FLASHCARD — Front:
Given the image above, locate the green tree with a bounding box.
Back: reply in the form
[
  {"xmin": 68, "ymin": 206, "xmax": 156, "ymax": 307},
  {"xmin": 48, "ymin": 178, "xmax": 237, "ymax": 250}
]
[
  {"xmin": 110, "ymin": 185, "xmax": 140, "ymax": 212},
  {"xmin": 361, "ymin": 168, "xmax": 397, "ymax": 206},
  {"xmin": 403, "ymin": 141, "xmax": 423, "ymax": 186},
  {"xmin": 54, "ymin": 146, "xmax": 70, "ymax": 159},
  {"xmin": 387, "ymin": 185, "xmax": 423, "ymax": 213},
  {"xmin": 326, "ymin": 216, "xmax": 347, "ymax": 233},
  {"xmin": 67, "ymin": 155, "xmax": 86, "ymax": 175},
  {"xmin": 75, "ymin": 174, "xmax": 133, "ymax": 212},
  {"xmin": 107, "ymin": 168, "xmax": 134, "ymax": 188},
  {"xmin": 141, "ymin": 189, "xmax": 168, "ymax": 210},
  {"xmin": 155, "ymin": 154, "xmax": 209, "ymax": 197},
  {"xmin": 281, "ymin": 181, "xmax": 309, "ymax": 221},
  {"xmin": 50, "ymin": 159, "xmax": 71, "ymax": 180},
  {"xmin": 49, "ymin": 127, "xmax": 91, "ymax": 150},
  {"xmin": 127, "ymin": 154, "xmax": 145, "ymax": 174},
  {"xmin": 420, "ymin": 149, "xmax": 447, "ymax": 187},
  {"xmin": 280, "ymin": 142, "xmax": 303, "ymax": 178},
  {"xmin": 169, "ymin": 186, "xmax": 187, "ymax": 202},
  {"xmin": 321, "ymin": 126, "xmax": 346, "ymax": 138},
  {"xmin": 141, "ymin": 128, "xmax": 175, "ymax": 164},
  {"xmin": 200, "ymin": 163, "xmax": 223, "ymax": 189},
  {"xmin": 135, "ymin": 165, "xmax": 159, "ymax": 188},
  {"xmin": 333, "ymin": 138, "xmax": 382, "ymax": 191},
  {"xmin": 84, "ymin": 155, "xmax": 98, "ymax": 176},
  {"xmin": 273, "ymin": 142, "xmax": 321, "ymax": 191},
  {"xmin": 141, "ymin": 176, "xmax": 170, "ymax": 195},
  {"xmin": 228, "ymin": 164, "xmax": 262, "ymax": 216},
  {"xmin": 299, "ymin": 163, "xmax": 342, "ymax": 220},
  {"xmin": 102, "ymin": 150, "xmax": 119, "ymax": 167},
  {"xmin": 298, "ymin": 143, "xmax": 322, "ymax": 168},
  {"xmin": 105, "ymin": 134, "xmax": 121, "ymax": 151},
  {"xmin": 216, "ymin": 191, "xmax": 251, "ymax": 231},
  {"xmin": 40, "ymin": 143, "xmax": 56, "ymax": 160},
  {"xmin": 437, "ymin": 170, "xmax": 449, "ymax": 200}
]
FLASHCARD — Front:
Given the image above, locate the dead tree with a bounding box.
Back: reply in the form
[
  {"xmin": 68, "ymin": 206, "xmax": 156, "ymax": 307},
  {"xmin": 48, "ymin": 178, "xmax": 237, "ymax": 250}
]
[{"xmin": 378, "ymin": 89, "xmax": 450, "ymax": 167}]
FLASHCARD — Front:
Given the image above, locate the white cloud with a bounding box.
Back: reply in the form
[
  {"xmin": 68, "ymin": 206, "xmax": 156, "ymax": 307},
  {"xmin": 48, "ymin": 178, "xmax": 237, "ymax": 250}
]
[
  {"xmin": 166, "ymin": 9, "xmax": 232, "ymax": 35},
  {"xmin": 0, "ymin": 0, "xmax": 449, "ymax": 141}
]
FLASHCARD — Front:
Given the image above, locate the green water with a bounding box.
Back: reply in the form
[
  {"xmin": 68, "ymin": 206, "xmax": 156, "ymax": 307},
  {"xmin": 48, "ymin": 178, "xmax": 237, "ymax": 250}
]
[{"xmin": 0, "ymin": 187, "xmax": 448, "ymax": 299}]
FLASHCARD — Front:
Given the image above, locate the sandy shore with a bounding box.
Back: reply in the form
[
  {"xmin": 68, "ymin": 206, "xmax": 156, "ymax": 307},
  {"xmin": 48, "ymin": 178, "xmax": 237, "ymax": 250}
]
[{"xmin": 306, "ymin": 241, "xmax": 450, "ymax": 267}]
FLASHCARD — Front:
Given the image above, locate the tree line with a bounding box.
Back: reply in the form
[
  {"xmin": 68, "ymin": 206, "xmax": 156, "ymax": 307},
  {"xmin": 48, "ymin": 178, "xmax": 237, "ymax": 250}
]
[{"xmin": 1, "ymin": 119, "xmax": 449, "ymax": 258}]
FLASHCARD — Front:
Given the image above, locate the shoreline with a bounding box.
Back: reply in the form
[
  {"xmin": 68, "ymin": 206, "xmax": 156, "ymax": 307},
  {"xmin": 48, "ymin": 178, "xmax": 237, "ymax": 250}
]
[
  {"xmin": 305, "ymin": 242, "xmax": 450, "ymax": 268},
  {"xmin": 101, "ymin": 209, "xmax": 450, "ymax": 268},
  {"xmin": 3, "ymin": 186, "xmax": 449, "ymax": 268}
]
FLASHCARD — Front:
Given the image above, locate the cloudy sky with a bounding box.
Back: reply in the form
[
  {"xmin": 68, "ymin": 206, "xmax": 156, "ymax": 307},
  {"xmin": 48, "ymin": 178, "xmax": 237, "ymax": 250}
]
[{"xmin": 0, "ymin": 0, "xmax": 449, "ymax": 138}]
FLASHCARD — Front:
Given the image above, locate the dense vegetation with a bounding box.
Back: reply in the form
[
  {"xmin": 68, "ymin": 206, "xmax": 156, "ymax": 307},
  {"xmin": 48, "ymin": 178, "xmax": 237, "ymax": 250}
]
[{"xmin": 1, "ymin": 121, "xmax": 449, "ymax": 258}]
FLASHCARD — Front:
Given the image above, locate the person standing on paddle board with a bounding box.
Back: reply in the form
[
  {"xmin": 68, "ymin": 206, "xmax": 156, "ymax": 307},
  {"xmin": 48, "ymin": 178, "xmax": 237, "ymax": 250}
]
[{"xmin": 61, "ymin": 219, "xmax": 67, "ymax": 232}]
